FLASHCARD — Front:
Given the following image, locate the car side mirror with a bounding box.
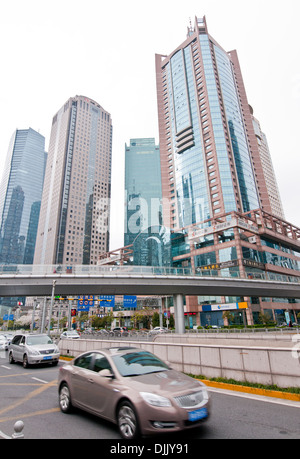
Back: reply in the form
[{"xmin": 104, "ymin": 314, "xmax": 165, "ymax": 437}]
[{"xmin": 98, "ymin": 369, "xmax": 114, "ymax": 378}]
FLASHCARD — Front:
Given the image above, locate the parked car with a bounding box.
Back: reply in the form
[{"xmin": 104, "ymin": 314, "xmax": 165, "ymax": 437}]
[
  {"xmin": 112, "ymin": 327, "xmax": 128, "ymax": 336},
  {"xmin": 60, "ymin": 330, "xmax": 81, "ymax": 340},
  {"xmin": 8, "ymin": 333, "xmax": 60, "ymax": 368},
  {"xmin": 97, "ymin": 329, "xmax": 109, "ymax": 336},
  {"xmin": 0, "ymin": 335, "xmax": 9, "ymax": 350},
  {"xmin": 58, "ymin": 346, "xmax": 210, "ymax": 439}
]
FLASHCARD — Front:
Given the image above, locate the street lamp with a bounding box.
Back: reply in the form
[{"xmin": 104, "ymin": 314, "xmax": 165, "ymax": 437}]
[{"xmin": 47, "ymin": 280, "xmax": 56, "ymax": 336}]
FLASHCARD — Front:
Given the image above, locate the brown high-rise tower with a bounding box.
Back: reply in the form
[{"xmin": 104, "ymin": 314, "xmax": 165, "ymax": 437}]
[{"xmin": 34, "ymin": 95, "xmax": 112, "ymax": 266}]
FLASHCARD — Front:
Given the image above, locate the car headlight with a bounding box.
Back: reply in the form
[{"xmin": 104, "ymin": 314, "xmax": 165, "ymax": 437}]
[
  {"xmin": 29, "ymin": 348, "xmax": 40, "ymax": 355},
  {"xmin": 140, "ymin": 392, "xmax": 171, "ymax": 407}
]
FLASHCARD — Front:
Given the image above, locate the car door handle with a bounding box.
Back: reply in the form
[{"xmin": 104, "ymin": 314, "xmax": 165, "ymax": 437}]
[{"xmin": 88, "ymin": 378, "xmax": 94, "ymax": 383}]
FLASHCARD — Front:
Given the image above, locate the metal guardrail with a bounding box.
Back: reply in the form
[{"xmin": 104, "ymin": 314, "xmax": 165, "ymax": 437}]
[
  {"xmin": 0, "ymin": 263, "xmax": 299, "ymax": 284},
  {"xmin": 0, "ymin": 421, "xmax": 24, "ymax": 439},
  {"xmin": 79, "ymin": 326, "xmax": 300, "ymax": 340},
  {"xmin": 184, "ymin": 327, "xmax": 300, "ymax": 334},
  {"xmin": 80, "ymin": 330, "xmax": 155, "ymax": 341}
]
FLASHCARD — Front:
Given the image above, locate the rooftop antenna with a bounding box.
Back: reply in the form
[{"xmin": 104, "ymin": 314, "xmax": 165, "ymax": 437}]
[{"xmin": 187, "ymin": 17, "xmax": 193, "ymax": 37}]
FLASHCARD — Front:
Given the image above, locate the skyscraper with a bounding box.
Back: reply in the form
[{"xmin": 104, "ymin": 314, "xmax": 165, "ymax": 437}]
[
  {"xmin": 124, "ymin": 138, "xmax": 162, "ymax": 244},
  {"xmin": 155, "ymin": 16, "xmax": 282, "ymax": 229},
  {"xmin": 0, "ymin": 128, "xmax": 47, "ymax": 309},
  {"xmin": 124, "ymin": 138, "xmax": 171, "ymax": 266},
  {"xmin": 250, "ymin": 106, "xmax": 285, "ymax": 219},
  {"xmin": 0, "ymin": 128, "xmax": 47, "ymax": 265},
  {"xmin": 34, "ymin": 95, "xmax": 112, "ymax": 266},
  {"xmin": 155, "ymin": 16, "xmax": 300, "ymax": 327}
]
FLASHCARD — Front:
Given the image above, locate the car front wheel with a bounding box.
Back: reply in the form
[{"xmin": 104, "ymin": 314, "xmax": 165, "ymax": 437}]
[
  {"xmin": 23, "ymin": 354, "xmax": 29, "ymax": 368},
  {"xmin": 8, "ymin": 352, "xmax": 15, "ymax": 364},
  {"xmin": 117, "ymin": 401, "xmax": 140, "ymax": 439}
]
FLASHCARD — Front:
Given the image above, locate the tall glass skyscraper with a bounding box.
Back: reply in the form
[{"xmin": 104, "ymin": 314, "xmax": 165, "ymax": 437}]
[
  {"xmin": 0, "ymin": 128, "xmax": 47, "ymax": 265},
  {"xmin": 155, "ymin": 16, "xmax": 281, "ymax": 230},
  {"xmin": 155, "ymin": 17, "xmax": 297, "ymax": 328},
  {"xmin": 124, "ymin": 138, "xmax": 162, "ymax": 245},
  {"xmin": 124, "ymin": 138, "xmax": 171, "ymax": 266},
  {"xmin": 0, "ymin": 128, "xmax": 47, "ymax": 309},
  {"xmin": 34, "ymin": 95, "xmax": 112, "ymax": 266}
]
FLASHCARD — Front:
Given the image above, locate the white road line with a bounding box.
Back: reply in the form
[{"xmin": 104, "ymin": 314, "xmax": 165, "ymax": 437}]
[
  {"xmin": 1, "ymin": 365, "xmax": 10, "ymax": 370},
  {"xmin": 31, "ymin": 377, "xmax": 48, "ymax": 384},
  {"xmin": 208, "ymin": 387, "xmax": 300, "ymax": 409}
]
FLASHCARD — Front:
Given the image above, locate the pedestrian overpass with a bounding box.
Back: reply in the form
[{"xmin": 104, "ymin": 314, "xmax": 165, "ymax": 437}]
[{"xmin": 0, "ymin": 264, "xmax": 299, "ymax": 333}]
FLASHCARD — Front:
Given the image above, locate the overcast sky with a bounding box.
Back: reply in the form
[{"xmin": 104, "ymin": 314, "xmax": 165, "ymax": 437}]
[{"xmin": 0, "ymin": 0, "xmax": 299, "ymax": 250}]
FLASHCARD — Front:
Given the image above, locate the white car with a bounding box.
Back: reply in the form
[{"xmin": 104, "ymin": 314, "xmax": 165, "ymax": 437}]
[
  {"xmin": 60, "ymin": 330, "xmax": 81, "ymax": 339},
  {"xmin": 149, "ymin": 327, "xmax": 171, "ymax": 334},
  {"xmin": 8, "ymin": 333, "xmax": 60, "ymax": 367},
  {"xmin": 0, "ymin": 335, "xmax": 9, "ymax": 350}
]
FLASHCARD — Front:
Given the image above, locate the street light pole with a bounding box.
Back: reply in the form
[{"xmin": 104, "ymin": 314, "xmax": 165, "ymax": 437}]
[
  {"xmin": 40, "ymin": 297, "xmax": 47, "ymax": 333},
  {"xmin": 31, "ymin": 299, "xmax": 36, "ymax": 333},
  {"xmin": 47, "ymin": 280, "xmax": 56, "ymax": 336}
]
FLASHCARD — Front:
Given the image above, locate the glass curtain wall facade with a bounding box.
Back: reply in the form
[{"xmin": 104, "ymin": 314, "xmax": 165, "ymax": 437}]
[
  {"xmin": 0, "ymin": 128, "xmax": 47, "ymax": 264},
  {"xmin": 124, "ymin": 138, "xmax": 171, "ymax": 266},
  {"xmin": 155, "ymin": 16, "xmax": 297, "ymax": 327},
  {"xmin": 34, "ymin": 95, "xmax": 112, "ymax": 266},
  {"xmin": 0, "ymin": 128, "xmax": 47, "ymax": 308},
  {"xmin": 155, "ymin": 16, "xmax": 259, "ymax": 231}
]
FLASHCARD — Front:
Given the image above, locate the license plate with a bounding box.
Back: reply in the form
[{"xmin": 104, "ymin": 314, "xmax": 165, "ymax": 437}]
[
  {"xmin": 188, "ymin": 407, "xmax": 208, "ymax": 422},
  {"xmin": 43, "ymin": 356, "xmax": 52, "ymax": 360}
]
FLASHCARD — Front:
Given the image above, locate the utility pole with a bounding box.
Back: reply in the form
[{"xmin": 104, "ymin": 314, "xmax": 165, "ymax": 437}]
[{"xmin": 47, "ymin": 280, "xmax": 56, "ymax": 336}]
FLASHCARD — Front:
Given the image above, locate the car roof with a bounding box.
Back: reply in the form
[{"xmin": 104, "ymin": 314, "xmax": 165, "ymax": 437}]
[
  {"xmin": 15, "ymin": 333, "xmax": 48, "ymax": 337},
  {"xmin": 97, "ymin": 347, "xmax": 144, "ymax": 357}
]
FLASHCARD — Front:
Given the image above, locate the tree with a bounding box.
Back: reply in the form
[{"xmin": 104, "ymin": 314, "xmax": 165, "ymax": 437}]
[
  {"xmin": 104, "ymin": 310, "xmax": 114, "ymax": 329},
  {"xmin": 131, "ymin": 311, "xmax": 145, "ymax": 329},
  {"xmin": 222, "ymin": 311, "xmax": 234, "ymax": 325},
  {"xmin": 258, "ymin": 312, "xmax": 273, "ymax": 325},
  {"xmin": 151, "ymin": 311, "xmax": 160, "ymax": 328}
]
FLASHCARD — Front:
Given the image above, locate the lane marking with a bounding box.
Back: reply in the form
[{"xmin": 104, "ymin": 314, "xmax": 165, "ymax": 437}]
[
  {"xmin": 1, "ymin": 366, "xmax": 11, "ymax": 370},
  {"xmin": 208, "ymin": 387, "xmax": 300, "ymax": 409},
  {"xmin": 0, "ymin": 383, "xmax": 41, "ymax": 386},
  {"xmin": 32, "ymin": 377, "xmax": 48, "ymax": 384},
  {"xmin": 0, "ymin": 372, "xmax": 36, "ymax": 378},
  {"xmin": 0, "ymin": 407, "xmax": 60, "ymax": 423},
  {"xmin": 0, "ymin": 379, "xmax": 57, "ymax": 416}
]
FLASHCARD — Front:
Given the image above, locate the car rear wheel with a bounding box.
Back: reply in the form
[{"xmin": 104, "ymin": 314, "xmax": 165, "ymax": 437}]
[
  {"xmin": 117, "ymin": 401, "xmax": 140, "ymax": 439},
  {"xmin": 59, "ymin": 383, "xmax": 73, "ymax": 413}
]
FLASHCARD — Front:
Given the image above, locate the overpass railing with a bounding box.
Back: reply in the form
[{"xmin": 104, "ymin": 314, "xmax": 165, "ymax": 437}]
[{"xmin": 0, "ymin": 264, "xmax": 299, "ymax": 284}]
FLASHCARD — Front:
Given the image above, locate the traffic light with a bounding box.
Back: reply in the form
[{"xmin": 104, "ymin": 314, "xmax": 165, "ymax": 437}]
[{"xmin": 71, "ymin": 308, "xmax": 77, "ymax": 317}]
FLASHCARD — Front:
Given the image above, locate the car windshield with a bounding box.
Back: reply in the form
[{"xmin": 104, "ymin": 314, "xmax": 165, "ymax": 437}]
[
  {"xmin": 26, "ymin": 335, "xmax": 53, "ymax": 346},
  {"xmin": 112, "ymin": 351, "xmax": 169, "ymax": 377}
]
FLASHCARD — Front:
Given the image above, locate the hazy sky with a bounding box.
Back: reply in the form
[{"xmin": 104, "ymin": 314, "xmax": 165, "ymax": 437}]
[{"xmin": 0, "ymin": 0, "xmax": 299, "ymax": 250}]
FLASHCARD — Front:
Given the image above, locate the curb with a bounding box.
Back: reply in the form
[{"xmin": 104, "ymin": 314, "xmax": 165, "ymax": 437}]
[{"xmin": 198, "ymin": 379, "xmax": 300, "ymax": 402}]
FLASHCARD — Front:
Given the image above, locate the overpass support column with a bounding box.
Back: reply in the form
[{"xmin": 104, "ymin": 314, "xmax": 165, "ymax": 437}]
[{"xmin": 174, "ymin": 294, "xmax": 185, "ymax": 334}]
